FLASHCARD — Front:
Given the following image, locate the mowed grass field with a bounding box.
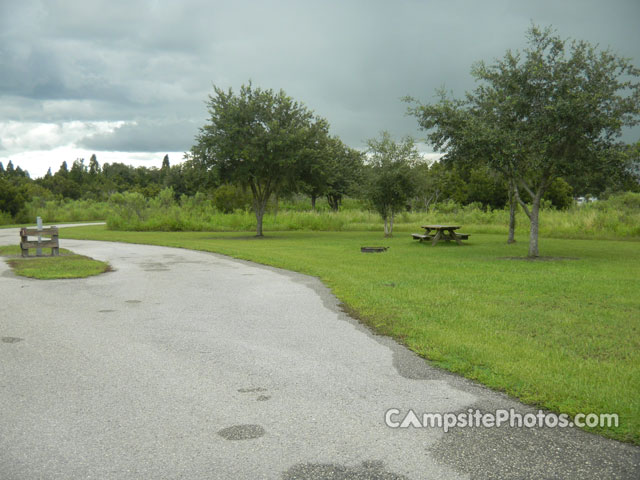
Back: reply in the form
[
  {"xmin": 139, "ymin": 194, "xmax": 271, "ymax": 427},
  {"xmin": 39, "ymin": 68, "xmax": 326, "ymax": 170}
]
[{"xmin": 62, "ymin": 225, "xmax": 640, "ymax": 443}]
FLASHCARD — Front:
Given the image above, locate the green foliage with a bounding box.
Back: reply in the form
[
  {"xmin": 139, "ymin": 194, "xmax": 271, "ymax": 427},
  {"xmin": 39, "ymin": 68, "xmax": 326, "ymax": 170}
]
[
  {"xmin": 462, "ymin": 165, "xmax": 509, "ymax": 209},
  {"xmin": 365, "ymin": 132, "xmax": 419, "ymax": 236},
  {"xmin": 21, "ymin": 197, "xmax": 111, "ymax": 223},
  {"xmin": 299, "ymin": 135, "xmax": 365, "ymax": 211},
  {"xmin": 544, "ymin": 178, "xmax": 574, "ymax": 209},
  {"xmin": 192, "ymin": 81, "xmax": 330, "ymax": 235},
  {"xmin": 212, "ymin": 184, "xmax": 252, "ymax": 213},
  {"xmin": 99, "ymin": 186, "xmax": 640, "ymax": 239},
  {"xmin": 407, "ymin": 24, "xmax": 640, "ymax": 257},
  {"xmin": 599, "ymin": 191, "xmax": 640, "ymax": 210},
  {"xmin": 108, "ymin": 191, "xmax": 148, "ymax": 227},
  {"xmin": 0, "ymin": 177, "xmax": 28, "ymax": 218}
]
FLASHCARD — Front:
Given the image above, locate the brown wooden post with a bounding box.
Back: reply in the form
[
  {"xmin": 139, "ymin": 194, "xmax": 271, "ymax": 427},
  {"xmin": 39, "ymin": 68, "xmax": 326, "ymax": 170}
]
[
  {"xmin": 51, "ymin": 227, "xmax": 59, "ymax": 256},
  {"xmin": 20, "ymin": 228, "xmax": 28, "ymax": 257}
]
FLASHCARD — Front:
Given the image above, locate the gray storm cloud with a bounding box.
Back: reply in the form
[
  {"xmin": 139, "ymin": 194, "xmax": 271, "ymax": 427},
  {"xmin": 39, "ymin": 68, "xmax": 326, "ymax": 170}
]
[{"xmin": 1, "ymin": 0, "xmax": 639, "ymax": 161}]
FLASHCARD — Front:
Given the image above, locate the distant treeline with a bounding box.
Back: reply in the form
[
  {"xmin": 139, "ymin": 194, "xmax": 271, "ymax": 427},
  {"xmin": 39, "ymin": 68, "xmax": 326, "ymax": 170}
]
[{"xmin": 0, "ymin": 145, "xmax": 638, "ymax": 225}]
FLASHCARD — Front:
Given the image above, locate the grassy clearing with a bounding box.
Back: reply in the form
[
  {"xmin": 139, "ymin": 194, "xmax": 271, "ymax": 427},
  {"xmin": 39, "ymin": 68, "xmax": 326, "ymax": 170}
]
[
  {"xmin": 0, "ymin": 245, "xmax": 111, "ymax": 279},
  {"xmin": 61, "ymin": 225, "xmax": 640, "ymax": 443}
]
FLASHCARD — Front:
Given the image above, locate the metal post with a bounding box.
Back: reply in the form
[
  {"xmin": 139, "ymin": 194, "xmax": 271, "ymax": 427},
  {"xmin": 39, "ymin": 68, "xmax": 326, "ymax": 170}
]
[{"xmin": 36, "ymin": 216, "xmax": 42, "ymax": 257}]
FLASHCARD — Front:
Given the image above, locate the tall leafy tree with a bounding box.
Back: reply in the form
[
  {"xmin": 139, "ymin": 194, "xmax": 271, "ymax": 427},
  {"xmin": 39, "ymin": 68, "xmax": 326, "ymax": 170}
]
[
  {"xmin": 407, "ymin": 25, "xmax": 640, "ymax": 256},
  {"xmin": 70, "ymin": 158, "xmax": 87, "ymax": 185},
  {"xmin": 88, "ymin": 154, "xmax": 100, "ymax": 176},
  {"xmin": 300, "ymin": 136, "xmax": 364, "ymax": 211},
  {"xmin": 56, "ymin": 161, "xmax": 69, "ymax": 177},
  {"xmin": 324, "ymin": 140, "xmax": 364, "ymax": 211},
  {"xmin": 365, "ymin": 132, "xmax": 419, "ymax": 237},
  {"xmin": 0, "ymin": 178, "xmax": 27, "ymax": 218},
  {"xmin": 192, "ymin": 82, "xmax": 329, "ymax": 236}
]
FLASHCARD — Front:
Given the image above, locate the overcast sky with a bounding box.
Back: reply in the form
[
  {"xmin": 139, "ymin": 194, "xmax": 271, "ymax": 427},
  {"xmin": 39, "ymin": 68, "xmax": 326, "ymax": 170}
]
[{"xmin": 1, "ymin": 0, "xmax": 639, "ymax": 178}]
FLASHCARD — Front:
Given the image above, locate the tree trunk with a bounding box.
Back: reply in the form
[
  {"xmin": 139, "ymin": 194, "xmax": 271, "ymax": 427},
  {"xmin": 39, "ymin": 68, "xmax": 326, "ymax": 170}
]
[
  {"xmin": 311, "ymin": 194, "xmax": 316, "ymax": 210},
  {"xmin": 513, "ymin": 177, "xmax": 549, "ymax": 258},
  {"xmin": 327, "ymin": 194, "xmax": 340, "ymax": 212},
  {"xmin": 426, "ymin": 190, "xmax": 440, "ymax": 213},
  {"xmin": 528, "ymin": 197, "xmax": 540, "ymax": 257},
  {"xmin": 273, "ymin": 195, "xmax": 279, "ymax": 220},
  {"xmin": 424, "ymin": 194, "xmax": 433, "ymax": 213},
  {"xmin": 384, "ymin": 212, "xmax": 394, "ymax": 237},
  {"xmin": 508, "ymin": 180, "xmax": 516, "ymax": 244},
  {"xmin": 254, "ymin": 198, "xmax": 267, "ymax": 237}
]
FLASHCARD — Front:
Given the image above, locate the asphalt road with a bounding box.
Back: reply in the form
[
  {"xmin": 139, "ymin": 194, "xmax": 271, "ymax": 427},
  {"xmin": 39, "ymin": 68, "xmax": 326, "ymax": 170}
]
[{"xmin": 1, "ymin": 226, "xmax": 638, "ymax": 479}]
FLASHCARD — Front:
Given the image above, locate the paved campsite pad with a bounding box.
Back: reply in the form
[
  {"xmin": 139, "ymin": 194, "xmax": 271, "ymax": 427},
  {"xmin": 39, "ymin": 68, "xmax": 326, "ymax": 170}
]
[{"xmin": 0, "ymin": 226, "xmax": 638, "ymax": 479}]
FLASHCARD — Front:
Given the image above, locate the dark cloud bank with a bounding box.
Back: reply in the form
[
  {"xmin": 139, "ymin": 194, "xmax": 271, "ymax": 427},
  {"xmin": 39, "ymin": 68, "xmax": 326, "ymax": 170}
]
[{"xmin": 1, "ymin": 0, "xmax": 639, "ymax": 157}]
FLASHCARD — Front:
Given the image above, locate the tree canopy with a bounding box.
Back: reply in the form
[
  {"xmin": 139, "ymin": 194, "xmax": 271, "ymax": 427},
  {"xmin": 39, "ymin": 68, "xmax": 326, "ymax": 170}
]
[
  {"xmin": 407, "ymin": 25, "xmax": 640, "ymax": 256},
  {"xmin": 365, "ymin": 131, "xmax": 419, "ymax": 237},
  {"xmin": 191, "ymin": 82, "xmax": 330, "ymax": 235}
]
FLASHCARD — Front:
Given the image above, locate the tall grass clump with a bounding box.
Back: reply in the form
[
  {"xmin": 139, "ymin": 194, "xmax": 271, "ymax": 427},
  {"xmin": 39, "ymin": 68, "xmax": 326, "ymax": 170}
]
[{"xmin": 22, "ymin": 197, "xmax": 111, "ymax": 224}]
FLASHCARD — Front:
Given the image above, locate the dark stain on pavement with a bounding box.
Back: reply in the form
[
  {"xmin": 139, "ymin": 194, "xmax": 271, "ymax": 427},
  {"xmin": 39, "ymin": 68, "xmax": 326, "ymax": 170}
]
[
  {"xmin": 238, "ymin": 387, "xmax": 268, "ymax": 393},
  {"xmin": 125, "ymin": 300, "xmax": 142, "ymax": 304},
  {"xmin": 256, "ymin": 395, "xmax": 271, "ymax": 401},
  {"xmin": 98, "ymin": 309, "xmax": 115, "ymax": 313},
  {"xmin": 282, "ymin": 460, "xmax": 409, "ymax": 479},
  {"xmin": 140, "ymin": 262, "xmax": 170, "ymax": 272},
  {"xmin": 217, "ymin": 424, "xmax": 265, "ymax": 441},
  {"xmin": 430, "ymin": 417, "xmax": 640, "ymax": 479},
  {"xmin": 2, "ymin": 337, "xmax": 24, "ymax": 343}
]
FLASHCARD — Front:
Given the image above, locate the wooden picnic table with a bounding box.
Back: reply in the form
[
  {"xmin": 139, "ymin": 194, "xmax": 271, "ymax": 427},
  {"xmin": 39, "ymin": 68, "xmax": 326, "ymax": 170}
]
[{"xmin": 411, "ymin": 224, "xmax": 470, "ymax": 246}]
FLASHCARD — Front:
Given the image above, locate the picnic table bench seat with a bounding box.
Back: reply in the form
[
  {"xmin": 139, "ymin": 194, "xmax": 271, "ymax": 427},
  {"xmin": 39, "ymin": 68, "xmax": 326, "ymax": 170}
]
[{"xmin": 412, "ymin": 233, "xmax": 433, "ymax": 241}]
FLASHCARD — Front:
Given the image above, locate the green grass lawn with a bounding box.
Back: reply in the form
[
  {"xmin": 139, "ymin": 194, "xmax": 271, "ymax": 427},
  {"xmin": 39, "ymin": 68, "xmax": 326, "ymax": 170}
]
[
  {"xmin": 0, "ymin": 245, "xmax": 111, "ymax": 279},
  {"xmin": 61, "ymin": 225, "xmax": 640, "ymax": 443}
]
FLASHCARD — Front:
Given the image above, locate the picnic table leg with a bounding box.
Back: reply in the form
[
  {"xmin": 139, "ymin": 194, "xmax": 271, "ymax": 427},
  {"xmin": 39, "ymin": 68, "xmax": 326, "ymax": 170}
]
[
  {"xmin": 449, "ymin": 230, "xmax": 463, "ymax": 245},
  {"xmin": 431, "ymin": 230, "xmax": 442, "ymax": 246}
]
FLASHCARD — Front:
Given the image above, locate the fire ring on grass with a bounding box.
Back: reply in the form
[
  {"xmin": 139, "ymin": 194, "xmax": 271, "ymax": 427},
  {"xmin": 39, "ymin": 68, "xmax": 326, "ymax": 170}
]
[{"xmin": 361, "ymin": 246, "xmax": 389, "ymax": 253}]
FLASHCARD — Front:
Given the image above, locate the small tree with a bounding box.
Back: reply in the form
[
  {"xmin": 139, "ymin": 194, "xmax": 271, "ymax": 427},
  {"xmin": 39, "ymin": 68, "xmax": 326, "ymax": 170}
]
[
  {"xmin": 407, "ymin": 25, "xmax": 640, "ymax": 256},
  {"xmin": 325, "ymin": 143, "xmax": 364, "ymax": 211},
  {"xmin": 302, "ymin": 136, "xmax": 364, "ymax": 211},
  {"xmin": 160, "ymin": 154, "xmax": 171, "ymax": 184},
  {"xmin": 366, "ymin": 132, "xmax": 419, "ymax": 237},
  {"xmin": 88, "ymin": 154, "xmax": 100, "ymax": 176},
  {"xmin": 192, "ymin": 82, "xmax": 328, "ymax": 236}
]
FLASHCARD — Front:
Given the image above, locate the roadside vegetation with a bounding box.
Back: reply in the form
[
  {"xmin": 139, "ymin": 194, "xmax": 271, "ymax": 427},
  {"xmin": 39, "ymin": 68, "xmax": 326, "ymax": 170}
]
[
  {"xmin": 0, "ymin": 245, "xmax": 111, "ymax": 279},
  {"xmin": 101, "ymin": 189, "xmax": 640, "ymax": 240}
]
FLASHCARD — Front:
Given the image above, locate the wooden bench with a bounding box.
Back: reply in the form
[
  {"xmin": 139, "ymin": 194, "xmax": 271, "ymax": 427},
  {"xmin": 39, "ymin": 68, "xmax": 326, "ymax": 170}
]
[
  {"xmin": 412, "ymin": 233, "xmax": 433, "ymax": 241},
  {"xmin": 20, "ymin": 226, "xmax": 59, "ymax": 257},
  {"xmin": 456, "ymin": 233, "xmax": 470, "ymax": 240}
]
